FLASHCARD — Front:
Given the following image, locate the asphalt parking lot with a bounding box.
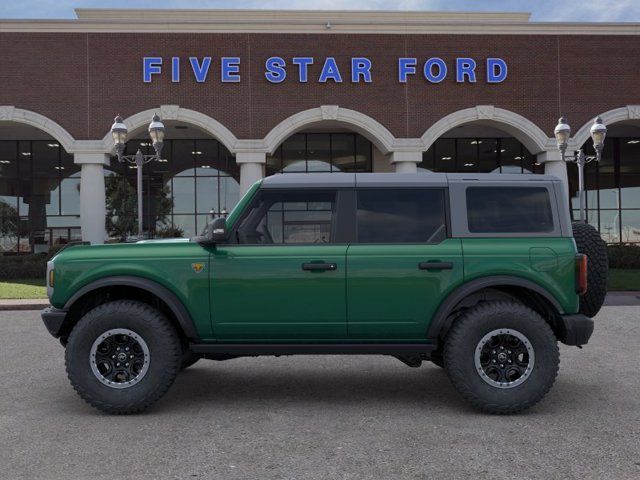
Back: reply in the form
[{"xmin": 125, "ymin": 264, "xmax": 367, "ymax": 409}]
[{"xmin": 1, "ymin": 308, "xmax": 639, "ymax": 480}]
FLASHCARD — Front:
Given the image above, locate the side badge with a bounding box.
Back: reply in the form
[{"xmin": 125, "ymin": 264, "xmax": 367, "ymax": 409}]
[{"xmin": 191, "ymin": 262, "xmax": 205, "ymax": 274}]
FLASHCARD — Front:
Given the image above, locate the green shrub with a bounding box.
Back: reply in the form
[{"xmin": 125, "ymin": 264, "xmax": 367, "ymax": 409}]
[
  {"xmin": 155, "ymin": 226, "xmax": 185, "ymax": 238},
  {"xmin": 0, "ymin": 245, "xmax": 69, "ymax": 280},
  {"xmin": 0, "ymin": 254, "xmax": 47, "ymax": 280},
  {"xmin": 607, "ymin": 245, "xmax": 640, "ymax": 269}
]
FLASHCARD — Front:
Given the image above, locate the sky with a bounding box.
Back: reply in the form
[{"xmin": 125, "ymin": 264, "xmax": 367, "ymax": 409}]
[{"xmin": 2, "ymin": 0, "xmax": 640, "ymax": 22}]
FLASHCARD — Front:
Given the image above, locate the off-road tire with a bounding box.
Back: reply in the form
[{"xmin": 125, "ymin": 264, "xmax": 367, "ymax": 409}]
[
  {"xmin": 572, "ymin": 221, "xmax": 608, "ymax": 318},
  {"xmin": 444, "ymin": 301, "xmax": 559, "ymax": 414},
  {"xmin": 180, "ymin": 350, "xmax": 201, "ymax": 370},
  {"xmin": 65, "ymin": 300, "xmax": 182, "ymax": 414},
  {"xmin": 430, "ymin": 351, "xmax": 444, "ymax": 368}
]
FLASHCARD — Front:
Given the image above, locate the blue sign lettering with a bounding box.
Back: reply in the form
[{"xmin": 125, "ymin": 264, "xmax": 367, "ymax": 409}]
[
  {"xmin": 143, "ymin": 57, "xmax": 162, "ymax": 83},
  {"xmin": 319, "ymin": 57, "xmax": 342, "ymax": 83},
  {"xmin": 171, "ymin": 57, "xmax": 180, "ymax": 83},
  {"xmin": 221, "ymin": 57, "xmax": 241, "ymax": 82},
  {"xmin": 142, "ymin": 56, "xmax": 508, "ymax": 84},
  {"xmin": 487, "ymin": 58, "xmax": 508, "ymax": 83},
  {"xmin": 265, "ymin": 56, "xmax": 286, "ymax": 83},
  {"xmin": 189, "ymin": 57, "xmax": 211, "ymax": 83},
  {"xmin": 398, "ymin": 58, "xmax": 417, "ymax": 83},
  {"xmin": 456, "ymin": 58, "xmax": 477, "ymax": 83},
  {"xmin": 351, "ymin": 58, "xmax": 372, "ymax": 83},
  {"xmin": 424, "ymin": 58, "xmax": 447, "ymax": 83},
  {"xmin": 292, "ymin": 57, "xmax": 313, "ymax": 82}
]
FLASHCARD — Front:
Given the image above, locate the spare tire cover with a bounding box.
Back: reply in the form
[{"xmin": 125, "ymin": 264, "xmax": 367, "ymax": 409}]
[{"xmin": 572, "ymin": 222, "xmax": 609, "ymax": 317}]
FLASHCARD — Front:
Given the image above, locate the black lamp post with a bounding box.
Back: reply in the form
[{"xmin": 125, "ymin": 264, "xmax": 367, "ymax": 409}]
[
  {"xmin": 110, "ymin": 114, "xmax": 165, "ymax": 239},
  {"xmin": 554, "ymin": 116, "xmax": 607, "ymax": 223}
]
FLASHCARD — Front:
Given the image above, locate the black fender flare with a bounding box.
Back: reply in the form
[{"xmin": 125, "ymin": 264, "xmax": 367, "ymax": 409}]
[
  {"xmin": 63, "ymin": 275, "xmax": 199, "ymax": 341},
  {"xmin": 426, "ymin": 275, "xmax": 564, "ymax": 340}
]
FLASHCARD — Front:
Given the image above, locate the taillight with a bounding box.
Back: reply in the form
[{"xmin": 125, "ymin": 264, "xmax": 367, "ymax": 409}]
[{"xmin": 575, "ymin": 254, "xmax": 588, "ymax": 295}]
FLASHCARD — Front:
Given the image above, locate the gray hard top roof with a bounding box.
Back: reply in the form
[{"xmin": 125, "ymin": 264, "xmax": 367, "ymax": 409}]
[{"xmin": 260, "ymin": 172, "xmax": 561, "ymax": 189}]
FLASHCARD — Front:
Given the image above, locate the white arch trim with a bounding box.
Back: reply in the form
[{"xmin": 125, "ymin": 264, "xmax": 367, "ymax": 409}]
[
  {"xmin": 421, "ymin": 105, "xmax": 552, "ymax": 154},
  {"xmin": 0, "ymin": 106, "xmax": 76, "ymax": 153},
  {"xmin": 100, "ymin": 105, "xmax": 239, "ymax": 154},
  {"xmin": 572, "ymin": 105, "xmax": 640, "ymax": 149},
  {"xmin": 263, "ymin": 106, "xmax": 397, "ymax": 155}
]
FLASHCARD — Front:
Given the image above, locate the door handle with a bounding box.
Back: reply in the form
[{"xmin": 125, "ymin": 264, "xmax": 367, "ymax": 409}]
[
  {"xmin": 302, "ymin": 262, "xmax": 337, "ymax": 272},
  {"xmin": 418, "ymin": 261, "xmax": 453, "ymax": 270}
]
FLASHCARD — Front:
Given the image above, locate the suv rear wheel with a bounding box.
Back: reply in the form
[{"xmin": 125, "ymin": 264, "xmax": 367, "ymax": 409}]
[
  {"xmin": 444, "ymin": 301, "xmax": 559, "ymax": 414},
  {"xmin": 65, "ymin": 300, "xmax": 182, "ymax": 414}
]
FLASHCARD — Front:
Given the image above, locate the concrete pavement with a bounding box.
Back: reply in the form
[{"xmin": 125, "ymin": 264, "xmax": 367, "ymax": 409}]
[{"xmin": 1, "ymin": 307, "xmax": 639, "ymax": 479}]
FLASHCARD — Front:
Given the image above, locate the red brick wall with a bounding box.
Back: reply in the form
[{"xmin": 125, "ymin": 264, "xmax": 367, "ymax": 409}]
[{"xmin": 1, "ymin": 32, "xmax": 638, "ymax": 141}]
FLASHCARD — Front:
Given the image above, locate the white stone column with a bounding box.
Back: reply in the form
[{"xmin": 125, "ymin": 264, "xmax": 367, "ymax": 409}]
[
  {"xmin": 75, "ymin": 153, "xmax": 110, "ymax": 245},
  {"xmin": 236, "ymin": 152, "xmax": 266, "ymax": 195},
  {"xmin": 538, "ymin": 151, "xmax": 569, "ymax": 197},
  {"xmin": 390, "ymin": 151, "xmax": 422, "ymax": 173}
]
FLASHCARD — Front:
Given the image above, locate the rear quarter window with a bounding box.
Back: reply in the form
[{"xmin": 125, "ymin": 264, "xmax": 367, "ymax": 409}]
[{"xmin": 466, "ymin": 186, "xmax": 554, "ymax": 233}]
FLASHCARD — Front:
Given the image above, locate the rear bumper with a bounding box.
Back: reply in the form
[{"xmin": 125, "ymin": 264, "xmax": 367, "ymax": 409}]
[
  {"xmin": 41, "ymin": 307, "xmax": 68, "ymax": 338},
  {"xmin": 557, "ymin": 314, "xmax": 594, "ymax": 346}
]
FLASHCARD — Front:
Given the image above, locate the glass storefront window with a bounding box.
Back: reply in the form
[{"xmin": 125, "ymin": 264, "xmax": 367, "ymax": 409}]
[
  {"xmin": 0, "ymin": 139, "xmax": 82, "ymax": 253},
  {"xmin": 420, "ymin": 137, "xmax": 532, "ymax": 174},
  {"xmin": 267, "ymin": 132, "xmax": 372, "ymax": 174},
  {"xmin": 306, "ymin": 134, "xmax": 331, "ymax": 172},
  {"xmin": 621, "ymin": 210, "xmax": 640, "ymax": 244},
  {"xmin": 196, "ymin": 177, "xmax": 219, "ymax": 214},
  {"xmin": 282, "ymin": 134, "xmax": 306, "ymax": 173},
  {"xmin": 434, "ymin": 138, "xmax": 455, "ymax": 172},
  {"xmin": 0, "ymin": 141, "xmax": 17, "ymax": 178},
  {"xmin": 106, "ymin": 138, "xmax": 240, "ymax": 241},
  {"xmin": 569, "ymin": 136, "xmax": 640, "ymax": 244},
  {"xmin": 354, "ymin": 134, "xmax": 372, "ymax": 172},
  {"xmin": 457, "ymin": 138, "xmax": 478, "ymax": 171},
  {"xmin": 478, "ymin": 138, "xmax": 499, "ymax": 172},
  {"xmin": 620, "ymin": 137, "xmax": 640, "ymax": 209}
]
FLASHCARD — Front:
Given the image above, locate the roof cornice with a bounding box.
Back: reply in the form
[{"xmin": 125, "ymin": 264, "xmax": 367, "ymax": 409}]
[{"xmin": 0, "ymin": 9, "xmax": 639, "ymax": 35}]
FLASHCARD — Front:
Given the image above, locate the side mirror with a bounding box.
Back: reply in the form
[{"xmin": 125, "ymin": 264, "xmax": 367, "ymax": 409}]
[
  {"xmin": 210, "ymin": 216, "xmax": 227, "ymax": 243},
  {"xmin": 194, "ymin": 216, "xmax": 227, "ymax": 246}
]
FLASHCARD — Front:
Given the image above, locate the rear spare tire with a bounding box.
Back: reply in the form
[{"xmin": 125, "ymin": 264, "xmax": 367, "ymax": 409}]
[{"xmin": 572, "ymin": 222, "xmax": 608, "ymax": 317}]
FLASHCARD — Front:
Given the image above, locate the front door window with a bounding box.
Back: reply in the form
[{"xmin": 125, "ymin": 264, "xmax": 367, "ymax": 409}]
[{"xmin": 236, "ymin": 190, "xmax": 336, "ymax": 244}]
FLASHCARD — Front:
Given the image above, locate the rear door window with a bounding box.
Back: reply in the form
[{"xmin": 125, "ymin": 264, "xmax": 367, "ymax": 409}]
[
  {"xmin": 466, "ymin": 186, "xmax": 554, "ymax": 233},
  {"xmin": 356, "ymin": 188, "xmax": 447, "ymax": 243}
]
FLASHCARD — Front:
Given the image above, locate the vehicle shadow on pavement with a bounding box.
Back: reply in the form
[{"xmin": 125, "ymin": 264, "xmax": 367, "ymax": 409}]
[{"xmin": 154, "ymin": 361, "xmax": 473, "ymax": 413}]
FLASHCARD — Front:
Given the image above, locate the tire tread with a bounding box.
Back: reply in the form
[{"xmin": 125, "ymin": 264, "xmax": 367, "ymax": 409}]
[
  {"xmin": 65, "ymin": 300, "xmax": 181, "ymax": 415},
  {"xmin": 444, "ymin": 301, "xmax": 559, "ymax": 414}
]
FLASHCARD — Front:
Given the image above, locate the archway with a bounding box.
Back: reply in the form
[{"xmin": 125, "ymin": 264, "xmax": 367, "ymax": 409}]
[
  {"xmin": 106, "ymin": 117, "xmax": 240, "ymax": 240},
  {"xmin": 100, "ymin": 105, "xmax": 239, "ymax": 154},
  {"xmin": 421, "ymin": 106, "xmax": 551, "ymax": 155},
  {"xmin": 263, "ymin": 106, "xmax": 398, "ymax": 175},
  {"xmin": 418, "ymin": 110, "xmax": 547, "ymax": 175},
  {"xmin": 570, "ymin": 109, "xmax": 640, "ymax": 244},
  {"xmin": 0, "ymin": 115, "xmax": 79, "ymax": 253}
]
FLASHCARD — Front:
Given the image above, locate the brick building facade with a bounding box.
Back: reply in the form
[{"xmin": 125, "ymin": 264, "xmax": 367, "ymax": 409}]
[{"xmin": 0, "ymin": 9, "xmax": 639, "ymax": 250}]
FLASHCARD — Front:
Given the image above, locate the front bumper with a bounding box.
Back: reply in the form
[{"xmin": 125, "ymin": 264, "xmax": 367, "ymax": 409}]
[
  {"xmin": 41, "ymin": 306, "xmax": 68, "ymax": 338},
  {"xmin": 557, "ymin": 314, "xmax": 594, "ymax": 346}
]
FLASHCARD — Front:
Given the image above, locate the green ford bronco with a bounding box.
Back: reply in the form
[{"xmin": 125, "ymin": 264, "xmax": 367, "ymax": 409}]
[{"xmin": 42, "ymin": 173, "xmax": 608, "ymax": 414}]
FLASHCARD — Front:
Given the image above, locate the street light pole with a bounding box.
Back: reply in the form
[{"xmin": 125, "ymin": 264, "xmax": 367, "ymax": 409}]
[
  {"xmin": 135, "ymin": 149, "xmax": 145, "ymax": 237},
  {"xmin": 575, "ymin": 150, "xmax": 587, "ymax": 222},
  {"xmin": 110, "ymin": 114, "xmax": 165, "ymax": 240},
  {"xmin": 553, "ymin": 116, "xmax": 607, "ymax": 224}
]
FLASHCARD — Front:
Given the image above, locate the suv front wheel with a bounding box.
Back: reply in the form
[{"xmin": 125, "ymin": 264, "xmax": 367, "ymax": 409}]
[
  {"xmin": 65, "ymin": 300, "xmax": 182, "ymax": 414},
  {"xmin": 444, "ymin": 301, "xmax": 559, "ymax": 414}
]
